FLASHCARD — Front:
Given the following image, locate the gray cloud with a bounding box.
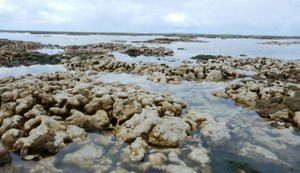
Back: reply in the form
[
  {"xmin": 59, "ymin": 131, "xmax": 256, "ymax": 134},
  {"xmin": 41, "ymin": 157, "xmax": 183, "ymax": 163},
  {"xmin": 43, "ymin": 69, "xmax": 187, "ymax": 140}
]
[{"xmin": 0, "ymin": 0, "xmax": 299, "ymax": 35}]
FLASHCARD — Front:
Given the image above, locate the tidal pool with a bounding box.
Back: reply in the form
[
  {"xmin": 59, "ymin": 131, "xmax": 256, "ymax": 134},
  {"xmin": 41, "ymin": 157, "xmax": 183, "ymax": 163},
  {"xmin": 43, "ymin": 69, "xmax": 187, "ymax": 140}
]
[
  {"xmin": 95, "ymin": 72, "xmax": 300, "ymax": 173},
  {"xmin": 0, "ymin": 64, "xmax": 66, "ymax": 78},
  {"xmin": 33, "ymin": 48, "xmax": 64, "ymax": 55}
]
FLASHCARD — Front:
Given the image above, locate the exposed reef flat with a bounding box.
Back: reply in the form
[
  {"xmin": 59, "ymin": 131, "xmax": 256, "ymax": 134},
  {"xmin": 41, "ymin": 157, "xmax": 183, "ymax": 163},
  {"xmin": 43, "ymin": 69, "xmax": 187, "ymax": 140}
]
[
  {"xmin": 132, "ymin": 37, "xmax": 209, "ymax": 44},
  {"xmin": 0, "ymin": 71, "xmax": 219, "ymax": 172},
  {"xmin": 65, "ymin": 55, "xmax": 250, "ymax": 84},
  {"xmin": 2, "ymin": 30, "xmax": 300, "ymax": 39},
  {"xmin": 64, "ymin": 43, "xmax": 174, "ymax": 57},
  {"xmin": 0, "ymin": 39, "xmax": 65, "ymax": 67},
  {"xmin": 258, "ymin": 41, "xmax": 300, "ymax": 46},
  {"xmin": 0, "ymin": 36, "xmax": 300, "ymax": 172}
]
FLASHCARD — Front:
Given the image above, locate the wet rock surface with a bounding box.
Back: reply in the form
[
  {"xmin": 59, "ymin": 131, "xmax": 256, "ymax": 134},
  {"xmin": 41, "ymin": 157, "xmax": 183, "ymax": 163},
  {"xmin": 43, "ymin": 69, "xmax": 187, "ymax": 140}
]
[
  {"xmin": 66, "ymin": 55, "xmax": 246, "ymax": 84},
  {"xmin": 132, "ymin": 37, "xmax": 209, "ymax": 44},
  {"xmin": 0, "ymin": 39, "xmax": 64, "ymax": 67},
  {"xmin": 0, "ymin": 71, "xmax": 192, "ymax": 161},
  {"xmin": 258, "ymin": 41, "xmax": 300, "ymax": 46},
  {"xmin": 1, "ymin": 36, "xmax": 300, "ymax": 172},
  {"xmin": 64, "ymin": 42, "xmax": 174, "ymax": 57},
  {"xmin": 207, "ymin": 55, "xmax": 300, "ymax": 129},
  {"xmin": 213, "ymin": 80, "xmax": 300, "ymax": 128}
]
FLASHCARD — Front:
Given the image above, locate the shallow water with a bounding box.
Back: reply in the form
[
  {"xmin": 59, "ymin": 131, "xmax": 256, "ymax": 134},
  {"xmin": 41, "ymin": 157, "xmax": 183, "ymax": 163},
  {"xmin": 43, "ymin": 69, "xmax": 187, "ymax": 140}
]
[
  {"xmin": 0, "ymin": 32, "xmax": 159, "ymax": 46},
  {"xmin": 96, "ymin": 72, "xmax": 300, "ymax": 173},
  {"xmin": 33, "ymin": 48, "xmax": 64, "ymax": 55},
  {"xmin": 1, "ymin": 32, "xmax": 300, "ymax": 60},
  {"xmin": 0, "ymin": 64, "xmax": 66, "ymax": 78},
  {"xmin": 1, "ymin": 33, "xmax": 300, "ymax": 173}
]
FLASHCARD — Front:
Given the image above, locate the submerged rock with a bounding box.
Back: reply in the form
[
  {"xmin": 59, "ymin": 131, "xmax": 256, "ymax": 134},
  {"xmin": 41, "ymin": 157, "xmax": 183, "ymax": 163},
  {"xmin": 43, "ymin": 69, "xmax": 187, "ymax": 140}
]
[
  {"xmin": 213, "ymin": 79, "xmax": 300, "ymax": 129},
  {"xmin": 187, "ymin": 146, "xmax": 210, "ymax": 167},
  {"xmin": 65, "ymin": 55, "xmax": 244, "ymax": 84},
  {"xmin": 124, "ymin": 137, "xmax": 148, "ymax": 162},
  {"xmin": 63, "ymin": 144, "xmax": 103, "ymax": 169},
  {"xmin": 164, "ymin": 164, "xmax": 197, "ymax": 173},
  {"xmin": 0, "ymin": 72, "xmax": 187, "ymax": 160},
  {"xmin": 148, "ymin": 116, "xmax": 190, "ymax": 147}
]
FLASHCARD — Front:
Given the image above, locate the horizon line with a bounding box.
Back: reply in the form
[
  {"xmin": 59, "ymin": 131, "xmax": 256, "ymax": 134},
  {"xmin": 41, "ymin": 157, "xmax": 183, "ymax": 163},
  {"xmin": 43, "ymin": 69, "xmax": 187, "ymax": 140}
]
[{"xmin": 1, "ymin": 29, "xmax": 300, "ymax": 39}]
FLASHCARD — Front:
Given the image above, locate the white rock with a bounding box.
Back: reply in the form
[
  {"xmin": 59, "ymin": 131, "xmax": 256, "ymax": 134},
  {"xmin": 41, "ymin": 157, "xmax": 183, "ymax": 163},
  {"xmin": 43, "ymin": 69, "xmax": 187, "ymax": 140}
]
[
  {"xmin": 206, "ymin": 70, "xmax": 223, "ymax": 81},
  {"xmin": 116, "ymin": 108, "xmax": 160, "ymax": 142},
  {"xmin": 149, "ymin": 116, "xmax": 190, "ymax": 147}
]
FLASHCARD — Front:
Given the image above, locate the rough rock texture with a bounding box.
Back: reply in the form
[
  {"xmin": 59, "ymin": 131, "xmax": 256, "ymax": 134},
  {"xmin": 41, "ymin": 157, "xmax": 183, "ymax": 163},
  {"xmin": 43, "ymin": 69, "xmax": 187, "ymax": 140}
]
[
  {"xmin": 132, "ymin": 37, "xmax": 209, "ymax": 44},
  {"xmin": 66, "ymin": 55, "xmax": 246, "ymax": 84},
  {"xmin": 148, "ymin": 116, "xmax": 190, "ymax": 147},
  {"xmin": 292, "ymin": 112, "xmax": 300, "ymax": 128},
  {"xmin": 213, "ymin": 80, "xmax": 300, "ymax": 128},
  {"xmin": 64, "ymin": 42, "xmax": 174, "ymax": 57},
  {"xmin": 116, "ymin": 108, "xmax": 190, "ymax": 147},
  {"xmin": 123, "ymin": 137, "xmax": 148, "ymax": 161},
  {"xmin": 0, "ymin": 39, "xmax": 63, "ymax": 67},
  {"xmin": 0, "ymin": 72, "xmax": 187, "ymax": 160}
]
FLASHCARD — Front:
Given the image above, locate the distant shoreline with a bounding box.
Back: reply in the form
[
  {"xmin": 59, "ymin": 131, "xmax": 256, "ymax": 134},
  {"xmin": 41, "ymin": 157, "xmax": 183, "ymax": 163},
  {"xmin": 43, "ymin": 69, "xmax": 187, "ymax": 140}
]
[{"xmin": 1, "ymin": 30, "xmax": 300, "ymax": 40}]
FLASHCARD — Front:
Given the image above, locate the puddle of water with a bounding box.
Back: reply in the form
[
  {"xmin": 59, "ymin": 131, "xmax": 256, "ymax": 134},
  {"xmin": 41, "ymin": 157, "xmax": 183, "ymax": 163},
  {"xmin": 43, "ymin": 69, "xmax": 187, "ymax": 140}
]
[
  {"xmin": 0, "ymin": 64, "xmax": 66, "ymax": 78},
  {"xmin": 33, "ymin": 48, "xmax": 64, "ymax": 55},
  {"xmin": 235, "ymin": 69, "xmax": 257, "ymax": 76}
]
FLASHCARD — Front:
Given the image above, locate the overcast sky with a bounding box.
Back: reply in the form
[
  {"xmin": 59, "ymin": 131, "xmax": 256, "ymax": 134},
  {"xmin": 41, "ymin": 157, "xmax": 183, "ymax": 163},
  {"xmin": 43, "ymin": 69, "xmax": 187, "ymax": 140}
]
[{"xmin": 0, "ymin": 0, "xmax": 300, "ymax": 35}]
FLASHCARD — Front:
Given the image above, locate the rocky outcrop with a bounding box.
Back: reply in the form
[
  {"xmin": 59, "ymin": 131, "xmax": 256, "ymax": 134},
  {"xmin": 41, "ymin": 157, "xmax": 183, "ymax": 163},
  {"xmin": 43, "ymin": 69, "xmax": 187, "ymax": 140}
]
[
  {"xmin": 66, "ymin": 55, "xmax": 246, "ymax": 84},
  {"xmin": 213, "ymin": 80, "xmax": 300, "ymax": 128},
  {"xmin": 132, "ymin": 37, "xmax": 209, "ymax": 44},
  {"xmin": 0, "ymin": 39, "xmax": 65, "ymax": 67},
  {"xmin": 258, "ymin": 41, "xmax": 300, "ymax": 46},
  {"xmin": 0, "ymin": 39, "xmax": 42, "ymax": 50},
  {"xmin": 0, "ymin": 71, "xmax": 187, "ymax": 160},
  {"xmin": 64, "ymin": 43, "xmax": 174, "ymax": 57}
]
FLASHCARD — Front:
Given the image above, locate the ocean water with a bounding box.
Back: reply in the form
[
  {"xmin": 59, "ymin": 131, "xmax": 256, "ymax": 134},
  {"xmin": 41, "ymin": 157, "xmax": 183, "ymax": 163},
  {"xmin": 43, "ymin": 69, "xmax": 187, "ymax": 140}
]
[
  {"xmin": 0, "ymin": 32, "xmax": 299, "ymax": 60},
  {"xmin": 0, "ymin": 32, "xmax": 300, "ymax": 173}
]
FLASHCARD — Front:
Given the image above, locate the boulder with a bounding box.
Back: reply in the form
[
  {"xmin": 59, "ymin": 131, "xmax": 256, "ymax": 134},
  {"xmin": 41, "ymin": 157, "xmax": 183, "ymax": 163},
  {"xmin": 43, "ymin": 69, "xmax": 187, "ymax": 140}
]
[
  {"xmin": 14, "ymin": 115, "xmax": 87, "ymax": 160},
  {"xmin": 1, "ymin": 128, "xmax": 24, "ymax": 148},
  {"xmin": 183, "ymin": 111, "xmax": 206, "ymax": 130},
  {"xmin": 116, "ymin": 109, "xmax": 160, "ymax": 142},
  {"xmin": 113, "ymin": 99, "xmax": 142, "ymax": 124},
  {"xmin": 148, "ymin": 116, "xmax": 190, "ymax": 147},
  {"xmin": 293, "ymin": 112, "xmax": 300, "ymax": 128},
  {"xmin": 206, "ymin": 70, "xmax": 223, "ymax": 81},
  {"xmin": 124, "ymin": 137, "xmax": 148, "ymax": 161}
]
